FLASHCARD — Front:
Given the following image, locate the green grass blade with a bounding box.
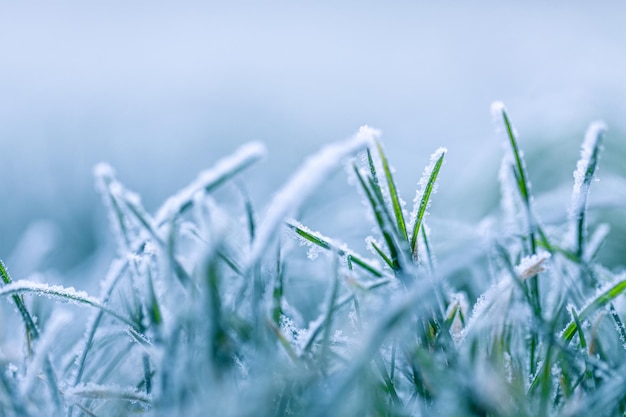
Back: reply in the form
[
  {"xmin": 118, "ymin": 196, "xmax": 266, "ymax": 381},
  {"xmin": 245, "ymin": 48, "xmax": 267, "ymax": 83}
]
[
  {"xmin": 285, "ymin": 219, "xmax": 384, "ymax": 277},
  {"xmin": 353, "ymin": 164, "xmax": 402, "ymax": 270},
  {"xmin": 375, "ymin": 140, "xmax": 408, "ymax": 241},
  {"xmin": 370, "ymin": 240, "xmax": 394, "ymax": 269},
  {"xmin": 562, "ymin": 275, "xmax": 626, "ymax": 342},
  {"xmin": 492, "ymin": 102, "xmax": 537, "ymax": 255},
  {"xmin": 494, "ymin": 102, "xmax": 531, "ymax": 204},
  {"xmin": 409, "ymin": 149, "xmax": 446, "ymax": 260}
]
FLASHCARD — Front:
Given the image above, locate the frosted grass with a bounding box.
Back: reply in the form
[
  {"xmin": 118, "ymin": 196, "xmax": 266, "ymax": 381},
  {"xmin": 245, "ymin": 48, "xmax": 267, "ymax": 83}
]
[
  {"xmin": 568, "ymin": 121, "xmax": 607, "ymax": 257},
  {"xmin": 247, "ymin": 125, "xmax": 379, "ymax": 267},
  {"xmin": 1, "ymin": 111, "xmax": 626, "ymax": 416},
  {"xmin": 0, "ymin": 279, "xmax": 136, "ymax": 328},
  {"xmin": 154, "ymin": 141, "xmax": 267, "ymax": 226}
]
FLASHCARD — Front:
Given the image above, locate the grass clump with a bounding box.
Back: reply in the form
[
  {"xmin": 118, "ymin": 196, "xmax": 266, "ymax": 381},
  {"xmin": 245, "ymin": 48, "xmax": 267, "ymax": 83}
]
[{"xmin": 1, "ymin": 105, "xmax": 625, "ymax": 416}]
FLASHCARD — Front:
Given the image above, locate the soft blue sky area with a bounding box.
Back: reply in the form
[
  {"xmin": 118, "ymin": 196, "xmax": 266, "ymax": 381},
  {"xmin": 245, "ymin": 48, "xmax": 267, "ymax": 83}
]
[{"xmin": 1, "ymin": 2, "xmax": 625, "ymax": 269}]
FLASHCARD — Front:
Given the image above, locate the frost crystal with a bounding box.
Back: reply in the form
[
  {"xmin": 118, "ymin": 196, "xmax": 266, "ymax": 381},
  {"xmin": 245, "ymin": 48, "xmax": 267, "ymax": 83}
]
[
  {"xmin": 572, "ymin": 121, "xmax": 607, "ymax": 200},
  {"xmin": 514, "ymin": 251, "xmax": 551, "ymax": 280},
  {"xmin": 408, "ymin": 147, "xmax": 447, "ymax": 230}
]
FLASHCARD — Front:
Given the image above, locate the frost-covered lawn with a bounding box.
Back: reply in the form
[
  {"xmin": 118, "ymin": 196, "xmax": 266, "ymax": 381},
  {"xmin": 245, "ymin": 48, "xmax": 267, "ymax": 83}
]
[{"xmin": 1, "ymin": 103, "xmax": 626, "ymax": 416}]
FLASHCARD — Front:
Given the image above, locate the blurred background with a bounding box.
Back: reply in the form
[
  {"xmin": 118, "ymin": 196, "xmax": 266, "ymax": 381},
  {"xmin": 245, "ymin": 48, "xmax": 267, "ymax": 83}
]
[{"xmin": 1, "ymin": 1, "xmax": 625, "ymax": 279}]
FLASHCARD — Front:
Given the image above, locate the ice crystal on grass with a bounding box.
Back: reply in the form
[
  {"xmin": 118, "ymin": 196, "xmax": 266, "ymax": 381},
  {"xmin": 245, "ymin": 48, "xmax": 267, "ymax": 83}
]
[
  {"xmin": 514, "ymin": 251, "xmax": 551, "ymax": 280},
  {"xmin": 408, "ymin": 147, "xmax": 447, "ymax": 232}
]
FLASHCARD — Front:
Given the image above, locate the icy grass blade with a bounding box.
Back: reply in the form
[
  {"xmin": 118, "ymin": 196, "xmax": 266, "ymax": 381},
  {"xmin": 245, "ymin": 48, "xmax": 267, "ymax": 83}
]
[
  {"xmin": 569, "ymin": 122, "xmax": 607, "ymax": 258},
  {"xmin": 285, "ymin": 219, "xmax": 384, "ymax": 277},
  {"xmin": 21, "ymin": 311, "xmax": 71, "ymax": 411},
  {"xmin": 562, "ymin": 275, "xmax": 626, "ymax": 342},
  {"xmin": 409, "ymin": 148, "xmax": 446, "ymax": 260},
  {"xmin": 155, "ymin": 141, "xmax": 266, "ymax": 225},
  {"xmin": 374, "ymin": 141, "xmax": 408, "ymax": 241},
  {"xmin": 353, "ymin": 164, "xmax": 403, "ymax": 271},
  {"xmin": 73, "ymin": 259, "xmax": 129, "ymax": 385},
  {"xmin": 492, "ymin": 102, "xmax": 531, "ymax": 204},
  {"xmin": 492, "ymin": 101, "xmax": 540, "ymax": 256},
  {"xmin": 0, "ymin": 279, "xmax": 137, "ymax": 329},
  {"xmin": 248, "ymin": 126, "xmax": 380, "ymax": 268},
  {"xmin": 320, "ymin": 257, "xmax": 341, "ymax": 368},
  {"xmin": 66, "ymin": 383, "xmax": 151, "ymax": 405},
  {"xmin": 237, "ymin": 182, "xmax": 256, "ymax": 244}
]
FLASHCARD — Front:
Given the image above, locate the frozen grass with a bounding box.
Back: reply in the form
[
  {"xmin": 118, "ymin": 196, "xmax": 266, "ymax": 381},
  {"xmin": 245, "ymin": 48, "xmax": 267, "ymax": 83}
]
[{"xmin": 1, "ymin": 111, "xmax": 626, "ymax": 417}]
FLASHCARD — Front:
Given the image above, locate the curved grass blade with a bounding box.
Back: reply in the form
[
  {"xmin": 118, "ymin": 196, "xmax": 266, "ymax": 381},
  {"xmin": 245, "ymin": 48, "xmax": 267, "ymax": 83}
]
[
  {"xmin": 562, "ymin": 275, "xmax": 626, "ymax": 342},
  {"xmin": 410, "ymin": 148, "xmax": 446, "ymax": 260},
  {"xmin": 0, "ymin": 280, "xmax": 138, "ymax": 329},
  {"xmin": 155, "ymin": 141, "xmax": 267, "ymax": 226}
]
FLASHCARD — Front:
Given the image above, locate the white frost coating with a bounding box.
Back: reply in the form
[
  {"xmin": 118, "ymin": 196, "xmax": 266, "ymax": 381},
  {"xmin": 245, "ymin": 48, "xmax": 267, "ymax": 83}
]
[
  {"xmin": 490, "ymin": 100, "xmax": 506, "ymax": 120},
  {"xmin": 490, "ymin": 100, "xmax": 517, "ymax": 143},
  {"xmin": 93, "ymin": 162, "xmax": 115, "ymax": 181},
  {"xmin": 572, "ymin": 121, "xmax": 607, "ymax": 200},
  {"xmin": 155, "ymin": 141, "xmax": 267, "ymax": 225},
  {"xmin": 247, "ymin": 126, "xmax": 380, "ymax": 267},
  {"xmin": 0, "ymin": 279, "xmax": 98, "ymax": 304},
  {"xmin": 65, "ymin": 383, "xmax": 151, "ymax": 404},
  {"xmin": 514, "ymin": 251, "xmax": 551, "ymax": 280},
  {"xmin": 498, "ymin": 158, "xmax": 520, "ymax": 231},
  {"xmin": 408, "ymin": 147, "xmax": 447, "ymax": 230},
  {"xmin": 0, "ymin": 279, "xmax": 133, "ymax": 328},
  {"xmin": 288, "ymin": 220, "xmax": 382, "ymax": 272},
  {"xmin": 567, "ymin": 122, "xmax": 607, "ymax": 247}
]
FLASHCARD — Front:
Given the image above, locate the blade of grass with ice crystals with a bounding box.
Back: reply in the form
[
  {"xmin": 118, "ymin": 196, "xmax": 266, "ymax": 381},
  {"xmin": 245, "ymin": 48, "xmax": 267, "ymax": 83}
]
[
  {"xmin": 65, "ymin": 384, "xmax": 151, "ymax": 406},
  {"xmin": 320, "ymin": 256, "xmax": 340, "ymax": 370},
  {"xmin": 374, "ymin": 141, "xmax": 408, "ymax": 241},
  {"xmin": 562, "ymin": 275, "xmax": 626, "ymax": 342},
  {"xmin": 154, "ymin": 142, "xmax": 266, "ymax": 226},
  {"xmin": 73, "ymin": 259, "xmax": 128, "ymax": 386},
  {"xmin": 0, "ymin": 280, "xmax": 138, "ymax": 329},
  {"xmin": 247, "ymin": 126, "xmax": 379, "ymax": 269},
  {"xmin": 493, "ymin": 102, "xmax": 531, "ymax": 205},
  {"xmin": 570, "ymin": 122, "xmax": 606, "ymax": 259},
  {"xmin": 492, "ymin": 102, "xmax": 539, "ymax": 254},
  {"xmin": 237, "ymin": 182, "xmax": 256, "ymax": 244},
  {"xmin": 353, "ymin": 164, "xmax": 402, "ymax": 271},
  {"xmin": 285, "ymin": 219, "xmax": 384, "ymax": 277},
  {"xmin": 409, "ymin": 148, "xmax": 446, "ymax": 261}
]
